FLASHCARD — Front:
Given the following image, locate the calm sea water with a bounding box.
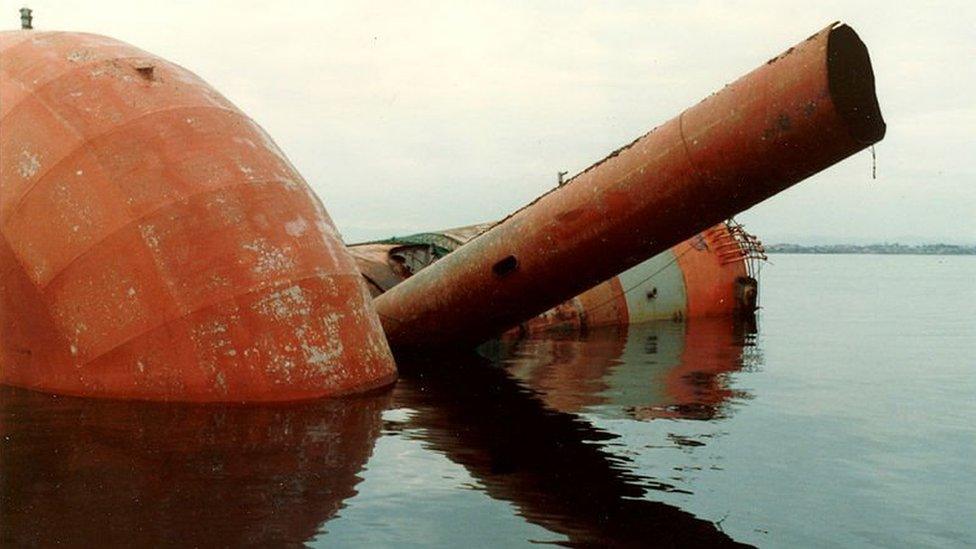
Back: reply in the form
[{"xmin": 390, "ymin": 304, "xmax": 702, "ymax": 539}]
[{"xmin": 2, "ymin": 254, "xmax": 973, "ymax": 547}]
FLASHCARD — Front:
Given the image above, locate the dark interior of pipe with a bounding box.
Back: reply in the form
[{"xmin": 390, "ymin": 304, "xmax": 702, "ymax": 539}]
[{"xmin": 828, "ymin": 24, "xmax": 887, "ymax": 144}]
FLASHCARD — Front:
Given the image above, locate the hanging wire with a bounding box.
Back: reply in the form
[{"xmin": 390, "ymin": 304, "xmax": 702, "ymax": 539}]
[{"xmin": 871, "ymin": 145, "xmax": 877, "ymax": 180}]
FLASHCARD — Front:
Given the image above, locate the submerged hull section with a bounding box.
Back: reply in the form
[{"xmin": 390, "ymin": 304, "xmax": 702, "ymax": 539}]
[
  {"xmin": 516, "ymin": 221, "xmax": 763, "ymax": 334},
  {"xmin": 0, "ymin": 32, "xmax": 395, "ymax": 401},
  {"xmin": 349, "ymin": 219, "xmax": 763, "ymax": 334}
]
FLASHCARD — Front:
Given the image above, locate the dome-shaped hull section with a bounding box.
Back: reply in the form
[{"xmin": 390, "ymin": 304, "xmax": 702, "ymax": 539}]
[{"xmin": 0, "ymin": 31, "xmax": 396, "ymax": 401}]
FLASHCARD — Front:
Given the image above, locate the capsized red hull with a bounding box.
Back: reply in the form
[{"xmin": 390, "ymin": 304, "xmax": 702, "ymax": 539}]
[
  {"xmin": 0, "ymin": 31, "xmax": 395, "ymax": 401},
  {"xmin": 514, "ymin": 220, "xmax": 765, "ymax": 334}
]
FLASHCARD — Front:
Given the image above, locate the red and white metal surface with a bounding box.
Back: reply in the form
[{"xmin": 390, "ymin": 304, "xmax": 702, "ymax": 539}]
[
  {"xmin": 515, "ymin": 220, "xmax": 762, "ymax": 334},
  {"xmin": 349, "ymin": 219, "xmax": 763, "ymax": 334}
]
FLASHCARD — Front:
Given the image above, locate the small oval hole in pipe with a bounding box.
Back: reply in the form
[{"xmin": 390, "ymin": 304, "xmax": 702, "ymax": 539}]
[{"xmin": 492, "ymin": 255, "xmax": 518, "ymax": 277}]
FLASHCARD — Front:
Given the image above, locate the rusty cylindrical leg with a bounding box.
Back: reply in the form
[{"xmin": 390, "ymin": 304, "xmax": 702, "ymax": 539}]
[{"xmin": 375, "ymin": 23, "xmax": 885, "ymax": 352}]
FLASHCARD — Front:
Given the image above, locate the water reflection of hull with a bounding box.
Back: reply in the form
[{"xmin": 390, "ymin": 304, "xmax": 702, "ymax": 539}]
[
  {"xmin": 496, "ymin": 317, "xmax": 756, "ymax": 421},
  {"xmin": 395, "ymin": 356, "xmax": 749, "ymax": 547},
  {"xmin": 0, "ymin": 386, "xmax": 388, "ymax": 546}
]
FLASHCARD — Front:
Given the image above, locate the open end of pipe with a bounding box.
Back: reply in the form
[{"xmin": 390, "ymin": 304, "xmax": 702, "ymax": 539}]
[{"xmin": 827, "ymin": 24, "xmax": 886, "ymax": 144}]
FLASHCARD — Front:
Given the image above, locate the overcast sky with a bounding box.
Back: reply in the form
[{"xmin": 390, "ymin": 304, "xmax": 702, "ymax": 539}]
[{"xmin": 5, "ymin": 1, "xmax": 974, "ymax": 244}]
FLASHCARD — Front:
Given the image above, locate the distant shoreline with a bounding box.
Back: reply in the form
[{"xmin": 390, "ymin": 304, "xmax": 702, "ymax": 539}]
[{"xmin": 766, "ymin": 243, "xmax": 976, "ymax": 255}]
